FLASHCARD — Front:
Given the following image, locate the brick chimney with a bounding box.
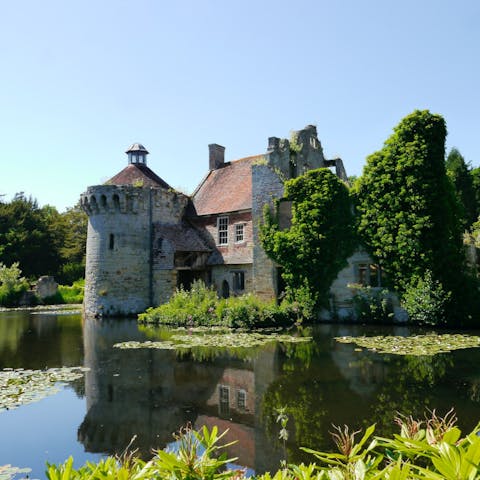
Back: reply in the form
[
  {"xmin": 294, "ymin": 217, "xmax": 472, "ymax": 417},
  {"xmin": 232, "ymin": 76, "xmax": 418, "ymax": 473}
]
[{"xmin": 209, "ymin": 144, "xmax": 225, "ymax": 170}]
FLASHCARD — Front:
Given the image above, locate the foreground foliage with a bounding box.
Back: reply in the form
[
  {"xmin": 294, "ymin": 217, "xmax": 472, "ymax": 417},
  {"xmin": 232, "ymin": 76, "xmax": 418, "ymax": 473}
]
[
  {"xmin": 139, "ymin": 280, "xmax": 301, "ymax": 328},
  {"xmin": 40, "ymin": 411, "xmax": 480, "ymax": 479}
]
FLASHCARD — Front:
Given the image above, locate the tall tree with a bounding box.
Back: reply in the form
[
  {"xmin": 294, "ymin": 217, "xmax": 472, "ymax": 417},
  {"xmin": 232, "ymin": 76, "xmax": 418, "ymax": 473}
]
[
  {"xmin": 445, "ymin": 148, "xmax": 476, "ymax": 227},
  {"xmin": 354, "ymin": 110, "xmax": 465, "ymax": 298},
  {"xmin": 261, "ymin": 168, "xmax": 356, "ymax": 314},
  {"xmin": 470, "ymin": 167, "xmax": 480, "ymax": 221}
]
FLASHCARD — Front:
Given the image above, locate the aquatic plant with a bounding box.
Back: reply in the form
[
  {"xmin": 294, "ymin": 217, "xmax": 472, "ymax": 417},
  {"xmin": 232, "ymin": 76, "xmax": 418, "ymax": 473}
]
[
  {"xmin": 114, "ymin": 330, "xmax": 312, "ymax": 352},
  {"xmin": 335, "ymin": 333, "xmax": 480, "ymax": 356},
  {"xmin": 0, "ymin": 464, "xmax": 32, "ymax": 480},
  {"xmin": 0, "ymin": 366, "xmax": 88, "ymax": 411}
]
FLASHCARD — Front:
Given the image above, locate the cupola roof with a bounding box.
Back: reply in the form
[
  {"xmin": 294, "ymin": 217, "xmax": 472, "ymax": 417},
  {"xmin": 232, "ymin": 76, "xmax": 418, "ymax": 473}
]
[{"xmin": 125, "ymin": 143, "xmax": 149, "ymax": 154}]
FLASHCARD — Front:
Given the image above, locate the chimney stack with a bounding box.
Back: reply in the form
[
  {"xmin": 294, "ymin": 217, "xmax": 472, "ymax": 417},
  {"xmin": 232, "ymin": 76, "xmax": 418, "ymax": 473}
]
[
  {"xmin": 209, "ymin": 144, "xmax": 225, "ymax": 170},
  {"xmin": 267, "ymin": 137, "xmax": 280, "ymax": 152}
]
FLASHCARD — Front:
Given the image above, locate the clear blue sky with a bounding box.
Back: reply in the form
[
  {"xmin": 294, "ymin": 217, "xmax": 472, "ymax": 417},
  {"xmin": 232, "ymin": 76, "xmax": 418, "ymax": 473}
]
[{"xmin": 1, "ymin": 0, "xmax": 479, "ymax": 211}]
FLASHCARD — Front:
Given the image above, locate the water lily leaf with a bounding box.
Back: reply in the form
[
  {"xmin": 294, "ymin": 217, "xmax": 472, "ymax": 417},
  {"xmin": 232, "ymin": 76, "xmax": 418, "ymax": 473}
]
[
  {"xmin": 114, "ymin": 330, "xmax": 312, "ymax": 352},
  {"xmin": 0, "ymin": 366, "xmax": 89, "ymax": 412},
  {"xmin": 335, "ymin": 334, "xmax": 480, "ymax": 356}
]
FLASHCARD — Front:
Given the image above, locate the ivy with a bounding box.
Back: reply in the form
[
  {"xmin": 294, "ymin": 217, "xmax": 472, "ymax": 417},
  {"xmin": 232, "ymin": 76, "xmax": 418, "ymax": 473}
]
[{"xmin": 260, "ymin": 168, "xmax": 356, "ymax": 314}]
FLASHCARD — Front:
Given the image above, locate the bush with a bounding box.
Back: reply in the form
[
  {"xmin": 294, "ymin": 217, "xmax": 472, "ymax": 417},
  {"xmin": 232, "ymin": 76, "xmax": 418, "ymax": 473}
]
[
  {"xmin": 138, "ymin": 280, "xmax": 300, "ymax": 328},
  {"xmin": 350, "ymin": 285, "xmax": 394, "ymax": 324},
  {"xmin": 0, "ymin": 262, "xmax": 29, "ymax": 307},
  {"xmin": 402, "ymin": 270, "xmax": 451, "ymax": 325}
]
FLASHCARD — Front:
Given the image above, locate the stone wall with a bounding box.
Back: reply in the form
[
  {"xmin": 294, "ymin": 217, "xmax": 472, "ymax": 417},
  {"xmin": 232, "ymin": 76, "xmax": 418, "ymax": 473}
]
[
  {"xmin": 330, "ymin": 250, "xmax": 374, "ymax": 310},
  {"xmin": 251, "ymin": 164, "xmax": 284, "ymax": 301},
  {"xmin": 81, "ymin": 184, "xmax": 188, "ymax": 316},
  {"xmin": 266, "ymin": 125, "xmax": 326, "ymax": 179},
  {"xmin": 211, "ymin": 264, "xmax": 252, "ymax": 298},
  {"xmin": 152, "ymin": 269, "xmax": 177, "ymax": 306}
]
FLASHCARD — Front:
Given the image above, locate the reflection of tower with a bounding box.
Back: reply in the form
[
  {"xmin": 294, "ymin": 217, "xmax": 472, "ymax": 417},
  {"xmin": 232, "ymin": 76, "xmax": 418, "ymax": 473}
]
[{"xmin": 79, "ymin": 318, "xmax": 283, "ymax": 471}]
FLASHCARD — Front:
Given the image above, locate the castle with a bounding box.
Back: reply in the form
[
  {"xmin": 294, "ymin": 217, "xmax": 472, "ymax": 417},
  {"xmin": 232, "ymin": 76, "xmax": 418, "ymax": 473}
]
[{"xmin": 81, "ymin": 126, "xmax": 375, "ymax": 317}]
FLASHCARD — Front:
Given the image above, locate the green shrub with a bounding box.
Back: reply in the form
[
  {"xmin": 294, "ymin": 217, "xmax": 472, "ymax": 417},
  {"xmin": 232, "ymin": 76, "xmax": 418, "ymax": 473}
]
[
  {"xmin": 138, "ymin": 280, "xmax": 299, "ymax": 328},
  {"xmin": 402, "ymin": 270, "xmax": 451, "ymax": 325},
  {"xmin": 44, "ymin": 411, "xmax": 480, "ymax": 480},
  {"xmin": 350, "ymin": 285, "xmax": 394, "ymax": 324},
  {"xmin": 0, "ymin": 262, "xmax": 29, "ymax": 307}
]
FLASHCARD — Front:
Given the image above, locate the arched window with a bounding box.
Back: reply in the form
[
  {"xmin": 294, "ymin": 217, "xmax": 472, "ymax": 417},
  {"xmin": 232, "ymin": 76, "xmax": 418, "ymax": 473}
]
[
  {"xmin": 112, "ymin": 194, "xmax": 120, "ymax": 211},
  {"xmin": 100, "ymin": 195, "xmax": 107, "ymax": 209},
  {"xmin": 221, "ymin": 280, "xmax": 230, "ymax": 299}
]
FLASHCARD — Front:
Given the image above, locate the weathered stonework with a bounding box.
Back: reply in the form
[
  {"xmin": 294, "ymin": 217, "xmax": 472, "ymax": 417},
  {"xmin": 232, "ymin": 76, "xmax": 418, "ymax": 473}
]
[
  {"xmin": 81, "ymin": 128, "xmax": 361, "ymax": 317},
  {"xmin": 251, "ymin": 164, "xmax": 284, "ymax": 301}
]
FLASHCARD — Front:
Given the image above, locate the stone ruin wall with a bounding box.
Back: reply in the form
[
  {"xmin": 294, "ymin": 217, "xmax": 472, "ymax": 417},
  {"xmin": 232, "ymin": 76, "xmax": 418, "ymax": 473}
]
[{"xmin": 81, "ymin": 185, "xmax": 189, "ymax": 316}]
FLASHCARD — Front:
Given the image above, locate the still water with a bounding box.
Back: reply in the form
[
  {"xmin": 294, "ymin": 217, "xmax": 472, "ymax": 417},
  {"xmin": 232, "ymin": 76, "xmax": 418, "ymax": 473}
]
[{"xmin": 1, "ymin": 309, "xmax": 480, "ymax": 478}]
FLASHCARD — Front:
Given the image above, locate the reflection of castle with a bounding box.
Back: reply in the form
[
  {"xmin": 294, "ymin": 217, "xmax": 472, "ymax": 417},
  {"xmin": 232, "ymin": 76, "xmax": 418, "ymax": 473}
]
[{"xmin": 78, "ymin": 318, "xmax": 282, "ymax": 471}]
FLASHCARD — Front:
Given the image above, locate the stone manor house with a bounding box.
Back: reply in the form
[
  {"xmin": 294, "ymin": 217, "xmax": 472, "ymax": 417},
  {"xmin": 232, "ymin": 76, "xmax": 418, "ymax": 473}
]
[{"xmin": 80, "ymin": 126, "xmax": 376, "ymax": 317}]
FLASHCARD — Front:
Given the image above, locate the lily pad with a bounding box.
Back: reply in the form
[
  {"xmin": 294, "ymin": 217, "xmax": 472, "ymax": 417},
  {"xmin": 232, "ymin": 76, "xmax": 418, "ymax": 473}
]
[
  {"xmin": 0, "ymin": 465, "xmax": 33, "ymax": 480},
  {"xmin": 0, "ymin": 366, "xmax": 89, "ymax": 412},
  {"xmin": 335, "ymin": 333, "xmax": 480, "ymax": 356},
  {"xmin": 114, "ymin": 330, "xmax": 312, "ymax": 351}
]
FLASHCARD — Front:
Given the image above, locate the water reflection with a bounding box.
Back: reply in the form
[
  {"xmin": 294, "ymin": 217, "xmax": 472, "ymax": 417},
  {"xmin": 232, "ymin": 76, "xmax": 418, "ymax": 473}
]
[
  {"xmin": 2, "ymin": 311, "xmax": 480, "ymax": 475},
  {"xmin": 79, "ymin": 318, "xmax": 283, "ymax": 472},
  {"xmin": 0, "ymin": 310, "xmax": 83, "ymax": 371}
]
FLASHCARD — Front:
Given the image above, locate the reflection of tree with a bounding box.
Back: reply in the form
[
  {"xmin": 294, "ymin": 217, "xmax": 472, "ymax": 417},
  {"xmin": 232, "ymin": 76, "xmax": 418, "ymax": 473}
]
[
  {"xmin": 261, "ymin": 340, "xmax": 326, "ymax": 465},
  {"xmin": 0, "ymin": 312, "xmax": 83, "ymax": 369},
  {"xmin": 364, "ymin": 353, "xmax": 453, "ymax": 436}
]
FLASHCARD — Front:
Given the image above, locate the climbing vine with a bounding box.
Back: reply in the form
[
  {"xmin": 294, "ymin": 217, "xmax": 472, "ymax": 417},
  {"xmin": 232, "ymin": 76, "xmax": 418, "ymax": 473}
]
[{"xmin": 260, "ymin": 168, "xmax": 356, "ymax": 315}]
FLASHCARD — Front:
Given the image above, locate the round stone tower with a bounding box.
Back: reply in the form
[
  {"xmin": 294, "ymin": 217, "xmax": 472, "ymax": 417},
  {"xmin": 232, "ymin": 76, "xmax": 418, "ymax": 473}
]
[{"xmin": 81, "ymin": 144, "xmax": 166, "ymax": 317}]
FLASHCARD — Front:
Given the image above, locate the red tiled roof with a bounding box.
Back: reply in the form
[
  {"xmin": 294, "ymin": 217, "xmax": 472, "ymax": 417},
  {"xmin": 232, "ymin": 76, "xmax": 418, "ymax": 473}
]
[
  {"xmin": 105, "ymin": 163, "xmax": 171, "ymax": 189},
  {"xmin": 192, "ymin": 155, "xmax": 263, "ymax": 216}
]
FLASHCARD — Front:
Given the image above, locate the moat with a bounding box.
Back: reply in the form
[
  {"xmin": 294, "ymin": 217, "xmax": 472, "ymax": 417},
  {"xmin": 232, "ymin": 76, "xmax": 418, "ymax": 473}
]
[{"xmin": 1, "ymin": 309, "xmax": 480, "ymax": 478}]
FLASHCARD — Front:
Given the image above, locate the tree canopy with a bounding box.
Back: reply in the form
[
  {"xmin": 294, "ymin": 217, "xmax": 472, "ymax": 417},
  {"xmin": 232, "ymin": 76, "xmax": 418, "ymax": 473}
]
[
  {"xmin": 445, "ymin": 147, "xmax": 477, "ymax": 227},
  {"xmin": 0, "ymin": 194, "xmax": 87, "ymax": 283},
  {"xmin": 354, "ymin": 110, "xmax": 465, "ymax": 297},
  {"xmin": 261, "ymin": 168, "xmax": 356, "ymax": 313}
]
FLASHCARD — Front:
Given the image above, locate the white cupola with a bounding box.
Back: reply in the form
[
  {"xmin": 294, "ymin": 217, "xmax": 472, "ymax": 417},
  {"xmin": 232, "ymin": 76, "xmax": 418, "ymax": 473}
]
[{"xmin": 126, "ymin": 143, "xmax": 149, "ymax": 165}]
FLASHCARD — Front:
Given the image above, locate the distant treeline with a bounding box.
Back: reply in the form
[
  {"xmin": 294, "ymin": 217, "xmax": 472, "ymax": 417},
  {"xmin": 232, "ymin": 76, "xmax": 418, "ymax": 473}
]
[{"xmin": 0, "ymin": 193, "xmax": 87, "ymax": 284}]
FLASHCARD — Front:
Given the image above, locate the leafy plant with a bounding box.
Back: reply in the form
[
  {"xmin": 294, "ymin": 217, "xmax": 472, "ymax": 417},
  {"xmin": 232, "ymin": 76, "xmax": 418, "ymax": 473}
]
[
  {"xmin": 260, "ymin": 168, "xmax": 356, "ymax": 313},
  {"xmin": 350, "ymin": 285, "xmax": 394, "ymax": 324},
  {"xmin": 139, "ymin": 280, "xmax": 301, "ymax": 328},
  {"xmin": 401, "ymin": 270, "xmax": 451, "ymax": 325},
  {"xmin": 0, "ymin": 262, "xmax": 29, "ymax": 307},
  {"xmin": 354, "ymin": 110, "xmax": 468, "ymax": 321},
  {"xmin": 302, "ymin": 424, "xmax": 382, "ymax": 479}
]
